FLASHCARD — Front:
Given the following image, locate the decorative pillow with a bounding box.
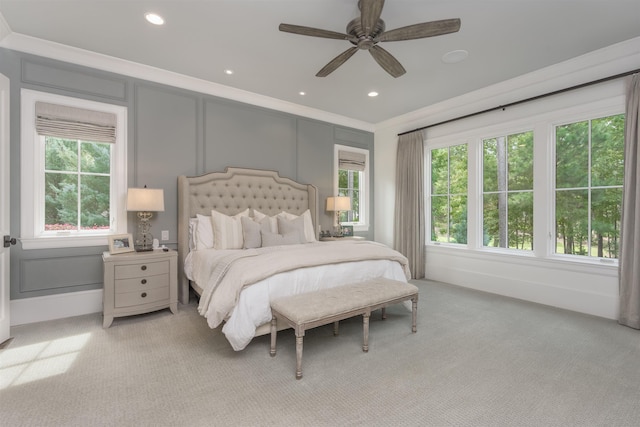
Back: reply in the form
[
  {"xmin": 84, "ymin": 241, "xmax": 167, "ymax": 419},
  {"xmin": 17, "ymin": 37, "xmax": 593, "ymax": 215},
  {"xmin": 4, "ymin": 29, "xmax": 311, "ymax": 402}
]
[
  {"xmin": 241, "ymin": 215, "xmax": 270, "ymax": 249},
  {"xmin": 252, "ymin": 209, "xmax": 278, "ymax": 233},
  {"xmin": 195, "ymin": 214, "xmax": 214, "ymax": 251},
  {"xmin": 277, "ymin": 210, "xmax": 316, "ymax": 242},
  {"xmin": 276, "ymin": 215, "xmax": 306, "ymax": 243},
  {"xmin": 260, "ymin": 230, "xmax": 302, "ymax": 247},
  {"xmin": 211, "ymin": 208, "xmax": 250, "ymax": 250}
]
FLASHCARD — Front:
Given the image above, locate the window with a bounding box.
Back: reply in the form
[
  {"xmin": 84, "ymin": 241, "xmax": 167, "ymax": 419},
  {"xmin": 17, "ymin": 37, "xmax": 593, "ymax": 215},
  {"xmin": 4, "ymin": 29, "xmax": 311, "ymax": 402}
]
[
  {"xmin": 430, "ymin": 144, "xmax": 467, "ymax": 244},
  {"xmin": 44, "ymin": 137, "xmax": 111, "ymax": 232},
  {"xmin": 334, "ymin": 145, "xmax": 369, "ymax": 231},
  {"xmin": 21, "ymin": 89, "xmax": 127, "ymax": 249},
  {"xmin": 482, "ymin": 131, "xmax": 534, "ymax": 250},
  {"xmin": 425, "ymin": 91, "xmax": 624, "ymax": 264},
  {"xmin": 554, "ymin": 114, "xmax": 624, "ymax": 258}
]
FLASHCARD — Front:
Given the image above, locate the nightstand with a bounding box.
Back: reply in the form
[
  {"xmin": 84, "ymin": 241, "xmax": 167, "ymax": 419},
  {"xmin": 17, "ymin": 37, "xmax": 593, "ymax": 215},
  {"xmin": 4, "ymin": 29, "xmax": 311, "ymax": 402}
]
[{"xmin": 102, "ymin": 249, "xmax": 178, "ymax": 328}]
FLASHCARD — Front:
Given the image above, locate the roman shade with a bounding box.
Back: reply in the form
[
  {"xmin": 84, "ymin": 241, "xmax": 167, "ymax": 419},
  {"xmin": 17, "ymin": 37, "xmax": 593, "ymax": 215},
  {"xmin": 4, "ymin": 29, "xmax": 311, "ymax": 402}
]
[
  {"xmin": 338, "ymin": 149, "xmax": 366, "ymax": 172},
  {"xmin": 35, "ymin": 101, "xmax": 117, "ymax": 143}
]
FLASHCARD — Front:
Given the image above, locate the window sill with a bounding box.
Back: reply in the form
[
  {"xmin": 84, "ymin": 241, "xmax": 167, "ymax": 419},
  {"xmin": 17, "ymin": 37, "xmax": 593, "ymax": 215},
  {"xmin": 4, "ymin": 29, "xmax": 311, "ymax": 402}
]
[
  {"xmin": 343, "ymin": 223, "xmax": 369, "ymax": 232},
  {"xmin": 426, "ymin": 243, "xmax": 618, "ymax": 277},
  {"xmin": 20, "ymin": 235, "xmax": 110, "ymax": 250}
]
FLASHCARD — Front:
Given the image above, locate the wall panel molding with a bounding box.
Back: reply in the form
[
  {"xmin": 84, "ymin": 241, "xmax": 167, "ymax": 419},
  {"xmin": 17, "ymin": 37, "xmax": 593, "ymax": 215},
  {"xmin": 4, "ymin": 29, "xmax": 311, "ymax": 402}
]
[
  {"xmin": 21, "ymin": 58, "xmax": 127, "ymax": 101},
  {"xmin": 20, "ymin": 254, "xmax": 102, "ymax": 293}
]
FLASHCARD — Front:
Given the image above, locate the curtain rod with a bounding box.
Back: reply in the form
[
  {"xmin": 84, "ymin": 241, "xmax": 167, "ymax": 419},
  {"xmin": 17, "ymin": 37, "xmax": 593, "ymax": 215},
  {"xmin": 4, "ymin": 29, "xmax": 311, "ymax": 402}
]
[{"xmin": 398, "ymin": 68, "xmax": 640, "ymax": 137}]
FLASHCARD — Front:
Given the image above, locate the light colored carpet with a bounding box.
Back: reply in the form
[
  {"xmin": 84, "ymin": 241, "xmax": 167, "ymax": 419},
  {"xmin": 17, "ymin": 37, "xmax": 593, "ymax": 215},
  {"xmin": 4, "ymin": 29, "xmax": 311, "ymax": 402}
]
[{"xmin": 1, "ymin": 280, "xmax": 639, "ymax": 427}]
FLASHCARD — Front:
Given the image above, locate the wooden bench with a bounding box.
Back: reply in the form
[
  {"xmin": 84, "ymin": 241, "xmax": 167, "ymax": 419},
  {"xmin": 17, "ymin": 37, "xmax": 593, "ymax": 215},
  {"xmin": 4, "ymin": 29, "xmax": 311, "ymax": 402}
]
[{"xmin": 270, "ymin": 277, "xmax": 419, "ymax": 379}]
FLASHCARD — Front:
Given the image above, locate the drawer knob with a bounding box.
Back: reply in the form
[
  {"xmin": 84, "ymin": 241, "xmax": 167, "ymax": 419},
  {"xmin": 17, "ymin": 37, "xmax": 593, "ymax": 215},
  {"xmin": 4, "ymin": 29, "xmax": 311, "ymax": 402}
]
[
  {"xmin": 141, "ymin": 279, "xmax": 147, "ymax": 284},
  {"xmin": 141, "ymin": 292, "xmax": 147, "ymax": 298},
  {"xmin": 141, "ymin": 265, "xmax": 147, "ymax": 271}
]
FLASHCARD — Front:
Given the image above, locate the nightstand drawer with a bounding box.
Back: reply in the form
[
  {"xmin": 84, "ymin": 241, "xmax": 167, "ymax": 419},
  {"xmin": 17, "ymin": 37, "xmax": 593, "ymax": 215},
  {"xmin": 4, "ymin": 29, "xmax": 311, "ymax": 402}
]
[
  {"xmin": 115, "ymin": 286, "xmax": 170, "ymax": 308},
  {"xmin": 115, "ymin": 260, "xmax": 169, "ymax": 279},
  {"xmin": 114, "ymin": 274, "xmax": 169, "ymax": 293}
]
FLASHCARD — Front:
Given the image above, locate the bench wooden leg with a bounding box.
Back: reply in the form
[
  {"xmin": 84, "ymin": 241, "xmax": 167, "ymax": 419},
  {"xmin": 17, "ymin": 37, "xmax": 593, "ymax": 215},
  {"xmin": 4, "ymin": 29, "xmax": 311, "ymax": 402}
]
[
  {"xmin": 295, "ymin": 335, "xmax": 304, "ymax": 380},
  {"xmin": 381, "ymin": 307, "xmax": 387, "ymax": 320},
  {"xmin": 411, "ymin": 296, "xmax": 418, "ymax": 333},
  {"xmin": 270, "ymin": 316, "xmax": 277, "ymax": 357},
  {"xmin": 362, "ymin": 311, "xmax": 370, "ymax": 352},
  {"xmin": 333, "ymin": 321, "xmax": 339, "ymax": 336}
]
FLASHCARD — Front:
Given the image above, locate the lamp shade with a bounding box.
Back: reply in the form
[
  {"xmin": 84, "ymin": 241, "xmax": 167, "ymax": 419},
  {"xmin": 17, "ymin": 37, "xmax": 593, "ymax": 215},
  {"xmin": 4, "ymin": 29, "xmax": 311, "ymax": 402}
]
[
  {"xmin": 326, "ymin": 196, "xmax": 351, "ymax": 212},
  {"xmin": 127, "ymin": 188, "xmax": 165, "ymax": 212}
]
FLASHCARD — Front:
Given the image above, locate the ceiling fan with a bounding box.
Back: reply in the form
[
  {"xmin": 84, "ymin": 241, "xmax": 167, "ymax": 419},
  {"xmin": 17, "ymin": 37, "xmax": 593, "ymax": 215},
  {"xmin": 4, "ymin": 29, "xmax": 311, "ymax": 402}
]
[{"xmin": 279, "ymin": 0, "xmax": 461, "ymax": 78}]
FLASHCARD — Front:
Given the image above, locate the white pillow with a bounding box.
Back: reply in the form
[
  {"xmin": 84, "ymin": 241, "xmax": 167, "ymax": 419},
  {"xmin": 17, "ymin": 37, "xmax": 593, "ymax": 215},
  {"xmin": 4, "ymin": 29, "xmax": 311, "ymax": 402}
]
[
  {"xmin": 195, "ymin": 214, "xmax": 214, "ymax": 251},
  {"xmin": 252, "ymin": 209, "xmax": 278, "ymax": 233},
  {"xmin": 188, "ymin": 218, "xmax": 198, "ymax": 251},
  {"xmin": 211, "ymin": 208, "xmax": 250, "ymax": 250},
  {"xmin": 277, "ymin": 210, "xmax": 316, "ymax": 242}
]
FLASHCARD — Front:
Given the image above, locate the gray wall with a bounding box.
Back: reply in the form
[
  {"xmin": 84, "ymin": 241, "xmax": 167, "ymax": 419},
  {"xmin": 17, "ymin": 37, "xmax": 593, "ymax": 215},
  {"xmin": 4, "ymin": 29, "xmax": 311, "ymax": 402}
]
[{"xmin": 0, "ymin": 47, "xmax": 374, "ymax": 300}]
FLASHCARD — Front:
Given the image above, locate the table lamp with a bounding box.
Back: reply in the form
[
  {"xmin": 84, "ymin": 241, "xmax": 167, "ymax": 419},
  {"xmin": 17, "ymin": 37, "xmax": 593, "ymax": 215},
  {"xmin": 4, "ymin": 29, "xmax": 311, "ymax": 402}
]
[
  {"xmin": 127, "ymin": 186, "xmax": 165, "ymax": 251},
  {"xmin": 326, "ymin": 196, "xmax": 351, "ymax": 237}
]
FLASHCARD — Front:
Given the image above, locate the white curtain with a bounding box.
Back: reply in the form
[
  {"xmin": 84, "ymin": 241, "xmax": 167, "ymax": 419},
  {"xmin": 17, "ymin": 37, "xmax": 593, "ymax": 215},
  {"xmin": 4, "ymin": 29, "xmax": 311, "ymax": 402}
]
[
  {"xmin": 393, "ymin": 131, "xmax": 425, "ymax": 279},
  {"xmin": 619, "ymin": 73, "xmax": 640, "ymax": 329}
]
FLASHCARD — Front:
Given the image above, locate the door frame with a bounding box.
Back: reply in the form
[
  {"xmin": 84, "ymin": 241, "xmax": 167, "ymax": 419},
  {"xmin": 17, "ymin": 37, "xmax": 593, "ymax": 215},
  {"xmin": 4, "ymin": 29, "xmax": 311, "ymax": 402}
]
[{"xmin": 1, "ymin": 72, "xmax": 11, "ymax": 345}]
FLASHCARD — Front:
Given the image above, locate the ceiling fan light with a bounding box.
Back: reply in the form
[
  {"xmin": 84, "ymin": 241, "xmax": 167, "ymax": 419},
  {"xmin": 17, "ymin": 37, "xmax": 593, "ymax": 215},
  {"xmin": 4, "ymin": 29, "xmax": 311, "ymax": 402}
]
[{"xmin": 145, "ymin": 13, "xmax": 165, "ymax": 26}]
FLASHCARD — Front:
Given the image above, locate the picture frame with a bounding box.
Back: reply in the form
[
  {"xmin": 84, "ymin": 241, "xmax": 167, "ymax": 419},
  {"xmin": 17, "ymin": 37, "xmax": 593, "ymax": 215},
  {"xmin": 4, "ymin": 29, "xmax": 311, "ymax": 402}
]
[
  {"xmin": 108, "ymin": 233, "xmax": 135, "ymax": 254},
  {"xmin": 342, "ymin": 225, "xmax": 354, "ymax": 237}
]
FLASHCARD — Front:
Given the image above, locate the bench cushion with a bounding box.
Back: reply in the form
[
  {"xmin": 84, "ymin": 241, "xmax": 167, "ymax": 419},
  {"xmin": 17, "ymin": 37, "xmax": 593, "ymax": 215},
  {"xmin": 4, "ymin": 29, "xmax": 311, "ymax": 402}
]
[{"xmin": 271, "ymin": 278, "xmax": 418, "ymax": 324}]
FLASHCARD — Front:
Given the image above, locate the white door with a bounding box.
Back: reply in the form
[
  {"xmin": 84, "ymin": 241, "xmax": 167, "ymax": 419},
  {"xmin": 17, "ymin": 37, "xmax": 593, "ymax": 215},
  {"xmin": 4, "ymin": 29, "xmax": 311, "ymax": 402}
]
[{"xmin": 0, "ymin": 72, "xmax": 11, "ymax": 345}]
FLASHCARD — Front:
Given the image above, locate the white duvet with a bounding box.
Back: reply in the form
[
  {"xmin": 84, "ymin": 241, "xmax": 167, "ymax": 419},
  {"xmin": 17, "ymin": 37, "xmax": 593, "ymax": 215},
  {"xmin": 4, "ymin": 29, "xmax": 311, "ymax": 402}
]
[{"xmin": 187, "ymin": 241, "xmax": 410, "ymax": 350}]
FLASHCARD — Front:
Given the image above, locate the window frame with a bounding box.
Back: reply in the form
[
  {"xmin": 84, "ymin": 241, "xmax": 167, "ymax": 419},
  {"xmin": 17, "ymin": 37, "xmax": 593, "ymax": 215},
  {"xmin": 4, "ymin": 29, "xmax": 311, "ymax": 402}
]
[
  {"xmin": 425, "ymin": 89, "xmax": 624, "ymax": 267},
  {"xmin": 20, "ymin": 89, "xmax": 128, "ymax": 249},
  {"xmin": 334, "ymin": 144, "xmax": 369, "ymax": 232}
]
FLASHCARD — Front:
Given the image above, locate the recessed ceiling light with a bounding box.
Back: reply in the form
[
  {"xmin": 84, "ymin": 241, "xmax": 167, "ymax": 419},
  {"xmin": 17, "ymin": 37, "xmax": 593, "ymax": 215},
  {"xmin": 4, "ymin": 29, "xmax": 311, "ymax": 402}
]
[
  {"xmin": 442, "ymin": 49, "xmax": 468, "ymax": 64},
  {"xmin": 368, "ymin": 91, "xmax": 379, "ymax": 97},
  {"xmin": 145, "ymin": 13, "xmax": 165, "ymax": 26},
  {"xmin": 299, "ymin": 91, "xmax": 306, "ymax": 96},
  {"xmin": 224, "ymin": 69, "xmax": 234, "ymax": 75}
]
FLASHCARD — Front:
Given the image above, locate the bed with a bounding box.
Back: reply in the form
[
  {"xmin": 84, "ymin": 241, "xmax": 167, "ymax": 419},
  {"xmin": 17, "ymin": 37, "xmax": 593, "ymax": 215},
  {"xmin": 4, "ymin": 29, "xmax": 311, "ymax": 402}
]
[{"xmin": 177, "ymin": 167, "xmax": 411, "ymax": 350}]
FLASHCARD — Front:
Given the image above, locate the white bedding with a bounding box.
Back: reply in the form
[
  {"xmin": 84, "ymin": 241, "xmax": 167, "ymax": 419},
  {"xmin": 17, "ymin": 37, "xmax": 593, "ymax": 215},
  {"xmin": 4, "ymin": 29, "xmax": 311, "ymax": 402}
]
[{"xmin": 187, "ymin": 241, "xmax": 410, "ymax": 351}]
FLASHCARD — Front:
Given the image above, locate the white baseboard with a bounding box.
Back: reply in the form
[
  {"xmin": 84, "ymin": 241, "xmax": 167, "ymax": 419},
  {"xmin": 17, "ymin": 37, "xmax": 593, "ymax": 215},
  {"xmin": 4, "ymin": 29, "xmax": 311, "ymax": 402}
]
[{"xmin": 10, "ymin": 289, "xmax": 103, "ymax": 326}]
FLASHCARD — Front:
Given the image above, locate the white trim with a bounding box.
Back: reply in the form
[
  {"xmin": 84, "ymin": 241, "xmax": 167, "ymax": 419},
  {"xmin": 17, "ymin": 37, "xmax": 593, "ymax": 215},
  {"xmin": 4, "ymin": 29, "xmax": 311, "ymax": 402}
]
[
  {"xmin": 0, "ymin": 12, "xmax": 10, "ymax": 42},
  {"xmin": 0, "ymin": 32, "xmax": 374, "ymax": 132},
  {"xmin": 20, "ymin": 89, "xmax": 128, "ymax": 250},
  {"xmin": 333, "ymin": 144, "xmax": 370, "ymax": 232},
  {"xmin": 424, "ymin": 87, "xmax": 625, "ymax": 269},
  {"xmin": 10, "ymin": 289, "xmax": 103, "ymax": 326}
]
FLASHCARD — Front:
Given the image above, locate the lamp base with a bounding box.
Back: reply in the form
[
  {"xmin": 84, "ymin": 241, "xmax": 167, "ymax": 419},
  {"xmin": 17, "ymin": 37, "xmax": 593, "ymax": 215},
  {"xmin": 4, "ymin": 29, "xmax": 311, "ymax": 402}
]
[{"xmin": 135, "ymin": 213, "xmax": 154, "ymax": 252}]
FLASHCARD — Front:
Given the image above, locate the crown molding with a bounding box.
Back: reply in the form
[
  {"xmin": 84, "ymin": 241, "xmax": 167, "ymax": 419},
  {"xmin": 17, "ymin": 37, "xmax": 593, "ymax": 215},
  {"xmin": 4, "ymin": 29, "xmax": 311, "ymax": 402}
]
[
  {"xmin": 377, "ymin": 36, "xmax": 640, "ymax": 134},
  {"xmin": 0, "ymin": 12, "xmax": 10, "ymax": 42},
  {"xmin": 0, "ymin": 32, "xmax": 375, "ymax": 133}
]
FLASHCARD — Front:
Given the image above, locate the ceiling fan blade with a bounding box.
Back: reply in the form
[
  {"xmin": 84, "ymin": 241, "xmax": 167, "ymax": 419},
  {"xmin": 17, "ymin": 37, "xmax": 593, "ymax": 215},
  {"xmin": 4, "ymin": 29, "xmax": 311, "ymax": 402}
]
[
  {"xmin": 377, "ymin": 18, "xmax": 461, "ymax": 42},
  {"xmin": 360, "ymin": 0, "xmax": 385, "ymax": 37},
  {"xmin": 316, "ymin": 47, "xmax": 359, "ymax": 77},
  {"xmin": 369, "ymin": 45, "xmax": 406, "ymax": 78},
  {"xmin": 279, "ymin": 23, "xmax": 351, "ymax": 41}
]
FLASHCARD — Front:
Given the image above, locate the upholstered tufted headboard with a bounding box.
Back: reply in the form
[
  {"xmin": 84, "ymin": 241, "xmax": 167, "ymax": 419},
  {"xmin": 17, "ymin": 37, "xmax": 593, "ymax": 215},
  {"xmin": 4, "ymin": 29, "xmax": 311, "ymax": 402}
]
[{"xmin": 177, "ymin": 167, "xmax": 318, "ymax": 304}]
